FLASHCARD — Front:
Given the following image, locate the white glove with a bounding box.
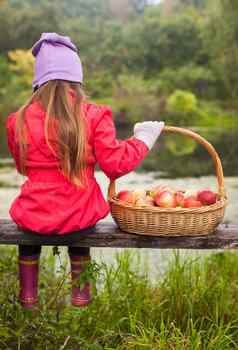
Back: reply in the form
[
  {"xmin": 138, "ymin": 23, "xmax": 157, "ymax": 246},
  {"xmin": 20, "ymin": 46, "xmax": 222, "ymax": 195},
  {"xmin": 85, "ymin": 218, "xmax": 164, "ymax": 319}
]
[{"xmin": 134, "ymin": 121, "xmax": 165, "ymax": 150}]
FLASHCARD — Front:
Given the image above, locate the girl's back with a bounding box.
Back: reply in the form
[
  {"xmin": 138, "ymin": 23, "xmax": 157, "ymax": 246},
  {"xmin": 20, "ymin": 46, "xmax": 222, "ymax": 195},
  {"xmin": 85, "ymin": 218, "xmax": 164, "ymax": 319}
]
[
  {"xmin": 7, "ymin": 96, "xmax": 149, "ymax": 234},
  {"xmin": 6, "ymin": 32, "xmax": 164, "ymax": 309}
]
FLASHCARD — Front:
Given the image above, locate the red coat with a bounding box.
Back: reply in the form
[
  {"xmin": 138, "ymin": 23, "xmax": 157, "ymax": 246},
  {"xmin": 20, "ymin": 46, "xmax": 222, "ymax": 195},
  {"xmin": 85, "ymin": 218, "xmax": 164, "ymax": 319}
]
[{"xmin": 6, "ymin": 101, "xmax": 149, "ymax": 235}]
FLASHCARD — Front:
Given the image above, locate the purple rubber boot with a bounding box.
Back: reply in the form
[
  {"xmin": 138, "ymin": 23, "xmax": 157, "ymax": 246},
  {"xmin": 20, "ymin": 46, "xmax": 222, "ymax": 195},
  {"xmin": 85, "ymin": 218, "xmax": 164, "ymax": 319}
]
[
  {"xmin": 19, "ymin": 255, "xmax": 39, "ymax": 309},
  {"xmin": 70, "ymin": 255, "xmax": 92, "ymax": 307}
]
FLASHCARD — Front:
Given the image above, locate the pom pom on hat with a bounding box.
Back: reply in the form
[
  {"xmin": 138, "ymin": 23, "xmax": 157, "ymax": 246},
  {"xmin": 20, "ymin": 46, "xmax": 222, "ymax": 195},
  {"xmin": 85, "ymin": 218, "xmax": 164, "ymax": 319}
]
[{"xmin": 32, "ymin": 32, "xmax": 83, "ymax": 88}]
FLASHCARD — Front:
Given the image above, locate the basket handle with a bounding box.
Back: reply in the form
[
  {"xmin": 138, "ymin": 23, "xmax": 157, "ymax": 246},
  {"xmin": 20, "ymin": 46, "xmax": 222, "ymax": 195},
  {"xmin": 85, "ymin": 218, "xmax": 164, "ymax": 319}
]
[{"xmin": 107, "ymin": 125, "xmax": 226, "ymax": 200}]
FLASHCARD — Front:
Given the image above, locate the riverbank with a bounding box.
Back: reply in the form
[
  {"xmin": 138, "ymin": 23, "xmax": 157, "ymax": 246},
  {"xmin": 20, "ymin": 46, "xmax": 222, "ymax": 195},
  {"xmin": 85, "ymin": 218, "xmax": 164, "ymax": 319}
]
[
  {"xmin": 1, "ymin": 170, "xmax": 238, "ymax": 348},
  {"xmin": 0, "ymin": 248, "xmax": 238, "ymax": 349}
]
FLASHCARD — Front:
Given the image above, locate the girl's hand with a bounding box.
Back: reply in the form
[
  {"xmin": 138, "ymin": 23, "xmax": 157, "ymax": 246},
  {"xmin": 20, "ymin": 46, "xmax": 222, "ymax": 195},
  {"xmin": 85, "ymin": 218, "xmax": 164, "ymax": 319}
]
[{"xmin": 134, "ymin": 121, "xmax": 165, "ymax": 150}]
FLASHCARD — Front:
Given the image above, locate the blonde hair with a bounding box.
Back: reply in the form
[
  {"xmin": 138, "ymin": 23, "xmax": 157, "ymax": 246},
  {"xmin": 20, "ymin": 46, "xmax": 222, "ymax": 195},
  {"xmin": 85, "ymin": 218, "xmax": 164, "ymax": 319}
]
[{"xmin": 16, "ymin": 80, "xmax": 88, "ymax": 188}]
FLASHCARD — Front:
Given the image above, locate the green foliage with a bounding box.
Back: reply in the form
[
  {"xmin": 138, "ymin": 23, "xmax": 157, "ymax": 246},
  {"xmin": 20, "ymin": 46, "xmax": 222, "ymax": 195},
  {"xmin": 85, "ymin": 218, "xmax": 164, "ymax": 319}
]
[
  {"xmin": 156, "ymin": 13, "xmax": 204, "ymax": 70},
  {"xmin": 173, "ymin": 0, "xmax": 206, "ymax": 10},
  {"xmin": 0, "ymin": 56, "xmax": 12, "ymax": 105},
  {"xmin": 166, "ymin": 90, "xmax": 198, "ymax": 127},
  {"xmin": 0, "ymin": 50, "xmax": 33, "ymax": 124},
  {"xmin": 0, "ymin": 0, "xmax": 238, "ymax": 175},
  {"xmin": 8, "ymin": 49, "xmax": 33, "ymax": 101},
  {"xmin": 204, "ymin": 0, "xmax": 238, "ymax": 99},
  {"xmin": 82, "ymin": 71, "xmax": 113, "ymax": 99},
  {"xmin": 197, "ymin": 101, "xmax": 238, "ymax": 131},
  {"xmin": 0, "ymin": 1, "xmax": 61, "ymax": 53},
  {"xmin": 165, "ymin": 135, "xmax": 197, "ymax": 156},
  {"xmin": 156, "ymin": 65, "xmax": 218, "ymax": 98},
  {"xmin": 168, "ymin": 90, "xmax": 198, "ymax": 114}
]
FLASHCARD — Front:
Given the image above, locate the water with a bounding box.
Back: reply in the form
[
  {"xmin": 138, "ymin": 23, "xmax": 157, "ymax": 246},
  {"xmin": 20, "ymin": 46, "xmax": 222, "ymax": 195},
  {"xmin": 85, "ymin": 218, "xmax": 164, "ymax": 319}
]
[{"xmin": 0, "ymin": 168, "xmax": 237, "ymax": 280}]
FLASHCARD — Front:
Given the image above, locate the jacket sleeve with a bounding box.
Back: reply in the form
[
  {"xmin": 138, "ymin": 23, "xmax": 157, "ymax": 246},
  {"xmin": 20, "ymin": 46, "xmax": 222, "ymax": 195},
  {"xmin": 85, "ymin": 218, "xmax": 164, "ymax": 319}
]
[
  {"xmin": 6, "ymin": 114, "xmax": 22, "ymax": 173},
  {"xmin": 92, "ymin": 106, "xmax": 149, "ymax": 180}
]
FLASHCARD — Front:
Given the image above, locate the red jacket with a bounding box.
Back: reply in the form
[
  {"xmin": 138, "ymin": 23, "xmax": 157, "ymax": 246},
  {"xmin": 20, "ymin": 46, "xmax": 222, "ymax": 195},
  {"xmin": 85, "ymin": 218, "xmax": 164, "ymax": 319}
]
[{"xmin": 6, "ymin": 101, "xmax": 149, "ymax": 234}]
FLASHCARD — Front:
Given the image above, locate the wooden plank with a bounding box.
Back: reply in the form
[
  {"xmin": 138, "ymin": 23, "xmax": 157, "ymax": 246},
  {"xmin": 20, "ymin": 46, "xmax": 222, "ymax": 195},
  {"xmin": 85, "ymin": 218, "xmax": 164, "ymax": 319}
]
[{"xmin": 0, "ymin": 219, "xmax": 237, "ymax": 249}]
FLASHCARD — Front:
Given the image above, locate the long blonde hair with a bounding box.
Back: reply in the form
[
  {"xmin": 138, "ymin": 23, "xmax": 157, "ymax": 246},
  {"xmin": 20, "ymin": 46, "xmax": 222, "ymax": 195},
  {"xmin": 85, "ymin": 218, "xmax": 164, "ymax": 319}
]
[{"xmin": 16, "ymin": 80, "xmax": 88, "ymax": 188}]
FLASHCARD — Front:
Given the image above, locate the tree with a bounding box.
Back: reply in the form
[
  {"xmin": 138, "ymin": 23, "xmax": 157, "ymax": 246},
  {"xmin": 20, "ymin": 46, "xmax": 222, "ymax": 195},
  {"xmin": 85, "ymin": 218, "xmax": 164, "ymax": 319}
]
[
  {"xmin": 174, "ymin": 0, "xmax": 206, "ymax": 8},
  {"xmin": 133, "ymin": 11, "xmax": 203, "ymax": 74},
  {"xmin": 0, "ymin": 2, "xmax": 61, "ymax": 53},
  {"xmin": 108, "ymin": 0, "xmax": 134, "ymax": 22},
  {"xmin": 205, "ymin": 0, "xmax": 238, "ymax": 98}
]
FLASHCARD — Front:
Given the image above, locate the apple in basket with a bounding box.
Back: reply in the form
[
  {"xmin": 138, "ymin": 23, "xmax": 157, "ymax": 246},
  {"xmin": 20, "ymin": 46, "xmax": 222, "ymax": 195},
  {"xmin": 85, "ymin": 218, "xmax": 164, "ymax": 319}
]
[
  {"xmin": 197, "ymin": 190, "xmax": 217, "ymax": 206},
  {"xmin": 154, "ymin": 190, "xmax": 177, "ymax": 208},
  {"xmin": 133, "ymin": 189, "xmax": 147, "ymax": 201},
  {"xmin": 175, "ymin": 191, "xmax": 185, "ymax": 207},
  {"xmin": 151, "ymin": 185, "xmax": 175, "ymax": 198},
  {"xmin": 184, "ymin": 196, "xmax": 202, "ymax": 208},
  {"xmin": 135, "ymin": 195, "xmax": 154, "ymax": 207},
  {"xmin": 117, "ymin": 190, "xmax": 136, "ymax": 204},
  {"xmin": 184, "ymin": 189, "xmax": 199, "ymax": 198}
]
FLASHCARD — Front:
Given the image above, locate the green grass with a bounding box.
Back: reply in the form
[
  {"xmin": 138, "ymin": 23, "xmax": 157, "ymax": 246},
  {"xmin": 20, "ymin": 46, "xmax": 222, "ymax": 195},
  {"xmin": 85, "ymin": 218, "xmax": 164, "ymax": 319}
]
[
  {"xmin": 0, "ymin": 180, "xmax": 18, "ymax": 188},
  {"xmin": 0, "ymin": 248, "xmax": 238, "ymax": 349}
]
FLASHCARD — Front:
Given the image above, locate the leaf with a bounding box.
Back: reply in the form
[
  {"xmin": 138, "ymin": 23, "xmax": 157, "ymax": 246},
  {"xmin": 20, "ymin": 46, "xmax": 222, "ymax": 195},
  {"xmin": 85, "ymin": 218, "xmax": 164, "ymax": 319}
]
[{"xmin": 165, "ymin": 135, "xmax": 197, "ymax": 156}]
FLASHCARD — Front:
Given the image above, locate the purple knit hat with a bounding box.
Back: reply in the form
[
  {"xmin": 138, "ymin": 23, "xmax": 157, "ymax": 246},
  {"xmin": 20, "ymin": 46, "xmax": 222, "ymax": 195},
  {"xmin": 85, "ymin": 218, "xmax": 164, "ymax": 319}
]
[{"xmin": 32, "ymin": 32, "xmax": 83, "ymax": 88}]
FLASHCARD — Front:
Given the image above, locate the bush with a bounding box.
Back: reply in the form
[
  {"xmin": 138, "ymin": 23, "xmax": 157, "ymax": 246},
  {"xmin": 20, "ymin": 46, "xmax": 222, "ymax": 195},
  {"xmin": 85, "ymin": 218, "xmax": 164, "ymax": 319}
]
[
  {"xmin": 155, "ymin": 65, "xmax": 218, "ymax": 99},
  {"xmin": 167, "ymin": 90, "xmax": 198, "ymax": 114},
  {"xmin": 111, "ymin": 73, "xmax": 161, "ymax": 123},
  {"xmin": 165, "ymin": 90, "xmax": 198, "ymax": 127},
  {"xmin": 84, "ymin": 70, "xmax": 113, "ymax": 98}
]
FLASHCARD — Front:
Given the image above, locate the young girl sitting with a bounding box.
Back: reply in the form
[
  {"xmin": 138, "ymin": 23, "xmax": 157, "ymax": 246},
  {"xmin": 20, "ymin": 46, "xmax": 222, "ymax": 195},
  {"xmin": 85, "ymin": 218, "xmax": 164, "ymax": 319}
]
[{"xmin": 6, "ymin": 32, "xmax": 164, "ymax": 309}]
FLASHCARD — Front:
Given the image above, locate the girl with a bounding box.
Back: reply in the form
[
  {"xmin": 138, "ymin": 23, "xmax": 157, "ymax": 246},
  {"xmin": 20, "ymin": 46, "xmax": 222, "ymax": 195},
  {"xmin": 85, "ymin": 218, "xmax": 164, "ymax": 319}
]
[{"xmin": 6, "ymin": 32, "xmax": 164, "ymax": 309}]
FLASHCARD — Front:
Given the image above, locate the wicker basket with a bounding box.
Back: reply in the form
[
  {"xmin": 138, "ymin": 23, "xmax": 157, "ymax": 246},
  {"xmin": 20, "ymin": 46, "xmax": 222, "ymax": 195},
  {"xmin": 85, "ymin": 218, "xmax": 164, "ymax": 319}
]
[{"xmin": 108, "ymin": 126, "xmax": 228, "ymax": 236}]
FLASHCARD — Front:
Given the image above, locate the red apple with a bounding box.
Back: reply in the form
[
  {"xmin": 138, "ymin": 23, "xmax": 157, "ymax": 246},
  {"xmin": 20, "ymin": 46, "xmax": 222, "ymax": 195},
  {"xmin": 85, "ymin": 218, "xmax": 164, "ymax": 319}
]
[
  {"xmin": 117, "ymin": 190, "xmax": 135, "ymax": 204},
  {"xmin": 184, "ymin": 196, "xmax": 203, "ymax": 208},
  {"xmin": 197, "ymin": 190, "xmax": 217, "ymax": 205},
  {"xmin": 151, "ymin": 185, "xmax": 175, "ymax": 198},
  {"xmin": 154, "ymin": 190, "xmax": 177, "ymax": 208},
  {"xmin": 175, "ymin": 191, "xmax": 185, "ymax": 207}
]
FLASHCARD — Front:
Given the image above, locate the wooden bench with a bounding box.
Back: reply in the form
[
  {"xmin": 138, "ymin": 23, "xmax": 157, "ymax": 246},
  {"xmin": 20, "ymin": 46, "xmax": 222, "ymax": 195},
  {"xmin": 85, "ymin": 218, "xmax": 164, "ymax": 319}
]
[{"xmin": 0, "ymin": 219, "xmax": 237, "ymax": 250}]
